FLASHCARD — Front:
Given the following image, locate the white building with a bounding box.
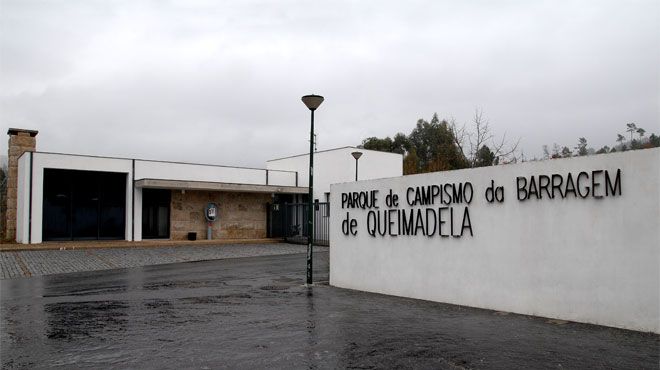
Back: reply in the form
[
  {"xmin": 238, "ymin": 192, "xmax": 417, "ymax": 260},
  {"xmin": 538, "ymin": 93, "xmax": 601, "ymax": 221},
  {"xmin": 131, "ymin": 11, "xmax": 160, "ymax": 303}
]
[
  {"xmin": 267, "ymin": 146, "xmax": 403, "ymax": 203},
  {"xmin": 5, "ymin": 128, "xmax": 402, "ymax": 244}
]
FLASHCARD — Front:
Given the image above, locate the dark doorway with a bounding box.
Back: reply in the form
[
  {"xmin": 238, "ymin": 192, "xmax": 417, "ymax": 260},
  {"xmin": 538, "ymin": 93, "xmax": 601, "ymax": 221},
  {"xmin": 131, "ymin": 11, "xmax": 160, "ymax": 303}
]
[
  {"xmin": 142, "ymin": 189, "xmax": 170, "ymax": 239},
  {"xmin": 43, "ymin": 169, "xmax": 127, "ymax": 241}
]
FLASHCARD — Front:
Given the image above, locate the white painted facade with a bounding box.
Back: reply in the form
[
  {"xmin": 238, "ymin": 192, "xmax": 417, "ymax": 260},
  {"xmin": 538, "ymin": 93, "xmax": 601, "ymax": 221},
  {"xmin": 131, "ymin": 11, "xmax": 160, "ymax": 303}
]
[
  {"xmin": 17, "ymin": 152, "xmax": 134, "ymax": 244},
  {"xmin": 15, "ymin": 147, "xmax": 401, "ymax": 244},
  {"xmin": 330, "ymin": 148, "xmax": 660, "ymax": 333},
  {"xmin": 135, "ymin": 160, "xmax": 296, "ymax": 186},
  {"xmin": 266, "ymin": 146, "xmax": 403, "ymax": 201}
]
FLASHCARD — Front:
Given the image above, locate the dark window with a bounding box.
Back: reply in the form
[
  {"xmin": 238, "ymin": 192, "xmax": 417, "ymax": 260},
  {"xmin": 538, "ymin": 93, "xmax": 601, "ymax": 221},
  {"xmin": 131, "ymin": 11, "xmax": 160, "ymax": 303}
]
[{"xmin": 43, "ymin": 169, "xmax": 126, "ymax": 241}]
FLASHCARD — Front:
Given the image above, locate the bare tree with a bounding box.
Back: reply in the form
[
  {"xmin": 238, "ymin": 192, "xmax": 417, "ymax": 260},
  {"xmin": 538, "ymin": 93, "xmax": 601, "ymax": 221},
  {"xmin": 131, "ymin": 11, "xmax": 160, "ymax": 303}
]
[
  {"xmin": 449, "ymin": 117, "xmax": 468, "ymax": 163},
  {"xmin": 552, "ymin": 143, "xmax": 561, "ymax": 158},
  {"xmin": 469, "ymin": 108, "xmax": 520, "ymax": 165},
  {"xmin": 450, "ymin": 108, "xmax": 520, "ymax": 166}
]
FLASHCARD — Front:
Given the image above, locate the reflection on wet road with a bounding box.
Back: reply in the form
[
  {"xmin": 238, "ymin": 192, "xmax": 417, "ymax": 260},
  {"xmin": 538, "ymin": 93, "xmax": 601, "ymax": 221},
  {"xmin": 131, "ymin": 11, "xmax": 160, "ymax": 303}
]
[{"xmin": 1, "ymin": 252, "xmax": 658, "ymax": 369}]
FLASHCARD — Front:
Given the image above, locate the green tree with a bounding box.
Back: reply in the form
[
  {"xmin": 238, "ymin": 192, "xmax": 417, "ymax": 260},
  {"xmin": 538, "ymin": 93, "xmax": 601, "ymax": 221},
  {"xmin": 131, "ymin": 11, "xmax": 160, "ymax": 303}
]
[
  {"xmin": 637, "ymin": 127, "xmax": 646, "ymax": 139},
  {"xmin": 403, "ymin": 148, "xmax": 420, "ymax": 175},
  {"xmin": 616, "ymin": 134, "xmax": 626, "ymax": 151},
  {"xmin": 408, "ymin": 113, "xmax": 468, "ymax": 172},
  {"xmin": 361, "ymin": 136, "xmax": 394, "ymax": 152},
  {"xmin": 649, "ymin": 133, "xmax": 660, "ymax": 147},
  {"xmin": 561, "ymin": 146, "xmax": 572, "ymax": 158},
  {"xmin": 626, "ymin": 123, "xmax": 637, "ymax": 142},
  {"xmin": 391, "ymin": 133, "xmax": 410, "ymax": 154},
  {"xmin": 474, "ymin": 145, "xmax": 496, "ymax": 167},
  {"xmin": 360, "ymin": 132, "xmax": 409, "ymax": 154},
  {"xmin": 595, "ymin": 146, "xmax": 610, "ymax": 154},
  {"xmin": 575, "ymin": 137, "xmax": 588, "ymax": 156}
]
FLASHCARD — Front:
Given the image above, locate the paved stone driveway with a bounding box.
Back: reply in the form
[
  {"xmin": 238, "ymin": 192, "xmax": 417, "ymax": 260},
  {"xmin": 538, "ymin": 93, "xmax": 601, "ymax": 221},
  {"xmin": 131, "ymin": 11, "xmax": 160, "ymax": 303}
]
[{"xmin": 0, "ymin": 243, "xmax": 311, "ymax": 279}]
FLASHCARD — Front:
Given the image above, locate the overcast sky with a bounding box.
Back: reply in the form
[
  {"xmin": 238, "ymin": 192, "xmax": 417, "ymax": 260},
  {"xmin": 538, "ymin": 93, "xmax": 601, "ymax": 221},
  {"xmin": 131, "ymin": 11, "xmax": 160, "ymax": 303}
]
[{"xmin": 1, "ymin": 0, "xmax": 658, "ymax": 167}]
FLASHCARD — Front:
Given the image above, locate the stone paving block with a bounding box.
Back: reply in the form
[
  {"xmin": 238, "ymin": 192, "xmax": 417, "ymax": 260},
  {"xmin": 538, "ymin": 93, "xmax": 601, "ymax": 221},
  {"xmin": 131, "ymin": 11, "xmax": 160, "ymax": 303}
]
[{"xmin": 0, "ymin": 243, "xmax": 312, "ymax": 279}]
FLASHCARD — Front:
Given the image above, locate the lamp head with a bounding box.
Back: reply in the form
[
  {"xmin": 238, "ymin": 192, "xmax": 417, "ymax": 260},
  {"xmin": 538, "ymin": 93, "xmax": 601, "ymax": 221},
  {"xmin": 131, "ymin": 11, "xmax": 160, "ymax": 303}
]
[
  {"xmin": 302, "ymin": 94, "xmax": 324, "ymax": 110},
  {"xmin": 351, "ymin": 151, "xmax": 363, "ymax": 160}
]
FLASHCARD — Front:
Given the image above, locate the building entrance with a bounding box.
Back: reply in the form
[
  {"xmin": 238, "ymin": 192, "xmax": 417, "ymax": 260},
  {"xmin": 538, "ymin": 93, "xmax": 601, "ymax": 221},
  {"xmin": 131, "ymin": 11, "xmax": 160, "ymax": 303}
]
[
  {"xmin": 142, "ymin": 189, "xmax": 170, "ymax": 239},
  {"xmin": 43, "ymin": 169, "xmax": 126, "ymax": 241}
]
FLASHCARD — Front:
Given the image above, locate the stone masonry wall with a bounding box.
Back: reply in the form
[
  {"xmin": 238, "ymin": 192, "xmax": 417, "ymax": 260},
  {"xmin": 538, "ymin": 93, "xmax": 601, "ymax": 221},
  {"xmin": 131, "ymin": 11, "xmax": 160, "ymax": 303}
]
[
  {"xmin": 170, "ymin": 190, "xmax": 270, "ymax": 240},
  {"xmin": 4, "ymin": 130, "xmax": 37, "ymax": 241}
]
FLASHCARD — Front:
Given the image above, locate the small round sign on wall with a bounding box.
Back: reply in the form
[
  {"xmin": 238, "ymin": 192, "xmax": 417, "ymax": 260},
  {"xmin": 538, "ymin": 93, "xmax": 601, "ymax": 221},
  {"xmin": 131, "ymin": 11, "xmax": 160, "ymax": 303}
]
[
  {"xmin": 205, "ymin": 203, "xmax": 218, "ymax": 222},
  {"xmin": 204, "ymin": 203, "xmax": 218, "ymax": 240}
]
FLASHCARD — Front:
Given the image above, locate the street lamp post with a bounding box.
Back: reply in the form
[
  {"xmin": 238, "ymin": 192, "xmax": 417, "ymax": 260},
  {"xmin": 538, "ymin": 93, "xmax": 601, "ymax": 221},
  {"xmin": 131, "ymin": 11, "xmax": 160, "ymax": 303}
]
[
  {"xmin": 351, "ymin": 151, "xmax": 363, "ymax": 181},
  {"xmin": 301, "ymin": 94, "xmax": 324, "ymax": 285}
]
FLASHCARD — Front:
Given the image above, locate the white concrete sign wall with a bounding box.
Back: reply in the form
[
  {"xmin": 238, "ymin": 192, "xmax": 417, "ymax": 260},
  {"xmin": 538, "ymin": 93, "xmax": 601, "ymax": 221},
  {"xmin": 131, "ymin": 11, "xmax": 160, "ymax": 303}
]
[{"xmin": 330, "ymin": 148, "xmax": 660, "ymax": 333}]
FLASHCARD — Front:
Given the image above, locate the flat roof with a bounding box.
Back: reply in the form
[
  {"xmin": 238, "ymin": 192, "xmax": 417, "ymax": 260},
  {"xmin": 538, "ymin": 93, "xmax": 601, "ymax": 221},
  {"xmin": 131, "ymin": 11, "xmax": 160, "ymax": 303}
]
[
  {"xmin": 135, "ymin": 179, "xmax": 307, "ymax": 194},
  {"xmin": 23, "ymin": 151, "xmax": 297, "ymax": 173}
]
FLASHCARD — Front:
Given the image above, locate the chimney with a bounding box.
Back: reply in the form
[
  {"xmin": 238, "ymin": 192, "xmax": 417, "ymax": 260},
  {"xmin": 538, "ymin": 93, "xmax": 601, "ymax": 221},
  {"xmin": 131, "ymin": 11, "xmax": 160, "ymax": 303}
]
[{"xmin": 4, "ymin": 128, "xmax": 38, "ymax": 241}]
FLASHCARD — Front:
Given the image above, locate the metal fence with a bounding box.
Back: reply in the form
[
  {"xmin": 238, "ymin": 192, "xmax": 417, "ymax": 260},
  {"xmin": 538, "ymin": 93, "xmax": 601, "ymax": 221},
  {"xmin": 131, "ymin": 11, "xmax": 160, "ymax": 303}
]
[{"xmin": 268, "ymin": 202, "xmax": 329, "ymax": 246}]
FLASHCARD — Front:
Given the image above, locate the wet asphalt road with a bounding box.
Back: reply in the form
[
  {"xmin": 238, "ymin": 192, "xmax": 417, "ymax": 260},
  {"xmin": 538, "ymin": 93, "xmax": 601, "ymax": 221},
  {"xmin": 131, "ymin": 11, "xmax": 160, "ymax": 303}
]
[{"xmin": 1, "ymin": 252, "xmax": 658, "ymax": 369}]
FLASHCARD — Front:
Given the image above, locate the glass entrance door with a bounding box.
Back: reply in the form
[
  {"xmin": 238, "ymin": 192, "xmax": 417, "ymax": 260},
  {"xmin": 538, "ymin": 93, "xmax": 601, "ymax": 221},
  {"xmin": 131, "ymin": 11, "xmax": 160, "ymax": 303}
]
[{"xmin": 142, "ymin": 189, "xmax": 170, "ymax": 239}]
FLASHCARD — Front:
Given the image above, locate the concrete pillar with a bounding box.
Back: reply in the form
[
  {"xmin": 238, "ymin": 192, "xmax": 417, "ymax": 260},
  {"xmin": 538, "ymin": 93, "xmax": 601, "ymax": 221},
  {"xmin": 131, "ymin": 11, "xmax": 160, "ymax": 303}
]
[{"xmin": 4, "ymin": 128, "xmax": 38, "ymax": 241}]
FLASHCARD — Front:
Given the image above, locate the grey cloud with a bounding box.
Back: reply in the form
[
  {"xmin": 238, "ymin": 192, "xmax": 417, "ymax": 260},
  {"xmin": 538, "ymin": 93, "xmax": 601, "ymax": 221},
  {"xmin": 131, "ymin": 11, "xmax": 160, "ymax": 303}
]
[{"xmin": 1, "ymin": 0, "xmax": 658, "ymax": 167}]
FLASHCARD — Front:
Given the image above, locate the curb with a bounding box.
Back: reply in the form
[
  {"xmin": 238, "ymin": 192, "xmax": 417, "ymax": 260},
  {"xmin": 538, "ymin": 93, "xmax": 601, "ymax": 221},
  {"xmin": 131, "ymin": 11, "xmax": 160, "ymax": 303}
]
[{"xmin": 0, "ymin": 238, "xmax": 286, "ymax": 252}]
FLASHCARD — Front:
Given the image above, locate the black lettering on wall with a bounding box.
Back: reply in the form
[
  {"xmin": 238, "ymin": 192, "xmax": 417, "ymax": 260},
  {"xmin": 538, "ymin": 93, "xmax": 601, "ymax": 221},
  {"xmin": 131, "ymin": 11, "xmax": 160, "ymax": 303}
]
[
  {"xmin": 517, "ymin": 177, "xmax": 528, "ymax": 201},
  {"xmin": 464, "ymin": 182, "xmax": 474, "ymax": 204},
  {"xmin": 577, "ymin": 171, "xmax": 590, "ymax": 198},
  {"xmin": 450, "ymin": 207, "xmax": 455, "ymax": 237},
  {"xmin": 426, "ymin": 208, "xmax": 437, "ymax": 237},
  {"xmin": 438, "ymin": 207, "xmax": 448, "ymax": 237},
  {"xmin": 415, "ymin": 209, "xmax": 425, "ymax": 236},
  {"xmin": 431, "ymin": 185, "xmax": 440, "ymax": 203},
  {"xmin": 551, "ymin": 174, "xmax": 564, "ymax": 198},
  {"xmin": 528, "ymin": 176, "xmax": 539, "ymax": 200},
  {"xmin": 605, "ymin": 169, "xmax": 622, "ymax": 196},
  {"xmin": 406, "ymin": 187, "xmax": 414, "ymax": 206},
  {"xmin": 367, "ymin": 211, "xmax": 376, "ymax": 237},
  {"xmin": 565, "ymin": 173, "xmax": 577, "ymax": 198},
  {"xmin": 591, "ymin": 170, "xmax": 603, "ymax": 199},
  {"xmin": 388, "ymin": 210, "xmax": 397, "ymax": 236},
  {"xmin": 461, "ymin": 207, "xmax": 473, "ymax": 237},
  {"xmin": 443, "ymin": 184, "xmax": 453, "ymax": 205},
  {"xmin": 421, "ymin": 186, "xmax": 432, "ymax": 205},
  {"xmin": 452, "ymin": 183, "xmax": 464, "ymax": 204},
  {"xmin": 539, "ymin": 175, "xmax": 551, "ymax": 199},
  {"xmin": 402, "ymin": 209, "xmax": 414, "ymax": 235},
  {"xmin": 377, "ymin": 211, "xmax": 386, "ymax": 236}
]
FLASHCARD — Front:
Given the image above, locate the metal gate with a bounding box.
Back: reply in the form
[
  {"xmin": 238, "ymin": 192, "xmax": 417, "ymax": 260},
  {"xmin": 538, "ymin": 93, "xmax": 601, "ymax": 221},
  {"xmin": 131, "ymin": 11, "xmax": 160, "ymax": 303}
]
[{"xmin": 268, "ymin": 202, "xmax": 329, "ymax": 246}]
